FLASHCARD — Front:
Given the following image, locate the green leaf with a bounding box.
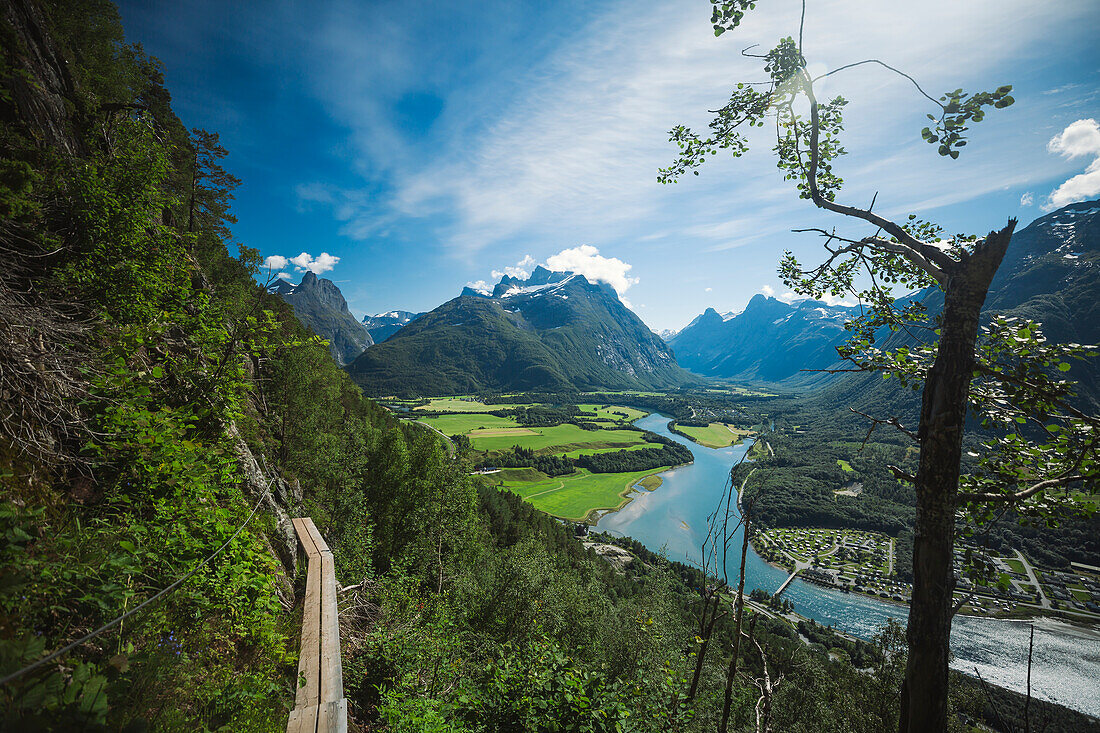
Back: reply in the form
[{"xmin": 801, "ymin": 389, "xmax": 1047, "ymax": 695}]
[
  {"xmin": 1057, "ymin": 362, "xmax": 1071, "ymax": 372},
  {"xmin": 119, "ymin": 540, "xmax": 136, "ymax": 553}
]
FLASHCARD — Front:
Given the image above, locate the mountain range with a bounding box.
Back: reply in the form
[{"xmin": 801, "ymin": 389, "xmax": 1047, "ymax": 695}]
[
  {"xmin": 273, "ymin": 202, "xmax": 1099, "ymax": 402},
  {"xmin": 346, "ymin": 266, "xmax": 696, "ymax": 396},
  {"xmin": 670, "ymin": 296, "xmax": 854, "ymax": 382},
  {"xmin": 817, "ymin": 199, "xmax": 1100, "ymax": 417},
  {"xmin": 362, "ymin": 310, "xmax": 424, "ymax": 343},
  {"xmin": 271, "ymin": 272, "xmax": 374, "ymax": 366}
]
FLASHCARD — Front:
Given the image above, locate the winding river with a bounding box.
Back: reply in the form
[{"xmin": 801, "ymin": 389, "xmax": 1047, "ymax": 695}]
[{"xmin": 595, "ymin": 413, "xmax": 1100, "ymax": 717}]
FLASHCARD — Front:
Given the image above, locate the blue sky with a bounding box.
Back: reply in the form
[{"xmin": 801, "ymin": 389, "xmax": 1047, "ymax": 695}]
[{"xmin": 116, "ymin": 0, "xmax": 1099, "ymax": 331}]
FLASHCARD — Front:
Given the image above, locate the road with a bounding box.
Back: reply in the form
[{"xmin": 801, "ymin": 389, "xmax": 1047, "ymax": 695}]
[
  {"xmin": 1013, "ymin": 548, "xmax": 1050, "ymax": 609},
  {"xmin": 411, "ymin": 420, "xmax": 456, "ymax": 458}
]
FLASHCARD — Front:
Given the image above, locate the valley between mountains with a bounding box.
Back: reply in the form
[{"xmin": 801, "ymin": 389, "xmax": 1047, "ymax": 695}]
[
  {"xmin": 6, "ymin": 1, "xmax": 1099, "ymax": 727},
  {"xmin": 271, "ymin": 201, "xmax": 1100, "ymax": 636}
]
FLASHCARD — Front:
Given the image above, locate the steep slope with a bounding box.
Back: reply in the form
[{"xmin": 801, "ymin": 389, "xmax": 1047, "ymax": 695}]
[
  {"xmin": 816, "ymin": 200, "xmax": 1100, "ymax": 418},
  {"xmin": 361, "ymin": 310, "xmax": 424, "ymax": 343},
  {"xmin": 271, "ymin": 272, "xmax": 373, "ymax": 365},
  {"xmin": 346, "ymin": 267, "xmax": 696, "ymax": 395},
  {"xmin": 670, "ymin": 296, "xmax": 853, "ymax": 382}
]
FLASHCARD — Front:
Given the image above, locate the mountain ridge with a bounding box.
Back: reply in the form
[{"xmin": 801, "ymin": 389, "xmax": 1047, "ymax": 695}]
[
  {"xmin": 271, "ymin": 272, "xmax": 374, "ymax": 365},
  {"xmin": 362, "ymin": 310, "xmax": 424, "ymax": 343},
  {"xmin": 347, "ymin": 268, "xmax": 697, "ymax": 395},
  {"xmin": 670, "ymin": 294, "xmax": 855, "ymax": 382}
]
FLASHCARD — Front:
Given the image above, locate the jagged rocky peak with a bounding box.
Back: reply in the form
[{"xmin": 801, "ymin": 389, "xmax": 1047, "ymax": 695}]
[
  {"xmin": 361, "ymin": 310, "xmax": 424, "ymax": 343},
  {"xmin": 297, "ymin": 271, "xmax": 350, "ymax": 313},
  {"xmin": 269, "ymin": 272, "xmax": 372, "ymax": 366},
  {"xmin": 271, "ymin": 272, "xmax": 351, "ymax": 314},
  {"xmin": 491, "ymin": 266, "xmax": 574, "ymax": 298},
  {"xmin": 364, "ymin": 310, "xmax": 418, "ymax": 324}
]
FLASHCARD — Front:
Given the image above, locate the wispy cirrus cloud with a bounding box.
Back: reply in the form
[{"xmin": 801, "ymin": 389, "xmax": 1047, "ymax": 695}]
[{"xmin": 336, "ymin": 0, "xmax": 1088, "ymax": 258}]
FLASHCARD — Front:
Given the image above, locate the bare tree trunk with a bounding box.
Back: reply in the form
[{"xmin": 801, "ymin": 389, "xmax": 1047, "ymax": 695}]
[
  {"xmin": 719, "ymin": 509, "xmax": 752, "ymax": 733},
  {"xmin": 688, "ymin": 588, "xmax": 725, "ymax": 701},
  {"xmin": 748, "ymin": 622, "xmax": 781, "ymax": 733},
  {"xmin": 900, "ymin": 222, "xmax": 1014, "ymax": 733}
]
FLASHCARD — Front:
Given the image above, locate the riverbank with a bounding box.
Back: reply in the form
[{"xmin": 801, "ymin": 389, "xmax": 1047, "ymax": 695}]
[{"xmin": 597, "ymin": 413, "xmax": 1100, "ymax": 717}]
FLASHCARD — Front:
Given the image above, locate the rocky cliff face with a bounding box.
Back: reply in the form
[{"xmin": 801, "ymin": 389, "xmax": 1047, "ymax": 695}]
[
  {"xmin": 0, "ymin": 0, "xmax": 85, "ymax": 156},
  {"xmin": 271, "ymin": 273, "xmax": 374, "ymax": 366}
]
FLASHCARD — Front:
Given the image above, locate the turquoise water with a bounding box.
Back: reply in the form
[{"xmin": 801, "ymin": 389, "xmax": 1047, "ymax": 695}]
[{"xmin": 595, "ymin": 414, "xmax": 1100, "ymax": 716}]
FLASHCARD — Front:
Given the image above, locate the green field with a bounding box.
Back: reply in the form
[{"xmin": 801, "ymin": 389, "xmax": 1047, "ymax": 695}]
[
  {"xmin": 836, "ymin": 459, "xmax": 854, "ymax": 472},
  {"xmin": 471, "ymin": 424, "xmax": 646, "ymax": 453},
  {"xmin": 419, "ymin": 413, "xmax": 519, "ymax": 434},
  {"xmin": 675, "ymin": 422, "xmax": 752, "ymax": 449},
  {"xmin": 560, "ymin": 442, "xmax": 666, "ymax": 459},
  {"xmin": 1003, "ymin": 558, "xmax": 1026, "ymax": 574},
  {"xmin": 576, "ymin": 404, "xmax": 647, "ymax": 423},
  {"xmin": 496, "ymin": 467, "xmax": 671, "ymax": 521},
  {"xmin": 415, "ymin": 397, "xmax": 500, "ymax": 412}
]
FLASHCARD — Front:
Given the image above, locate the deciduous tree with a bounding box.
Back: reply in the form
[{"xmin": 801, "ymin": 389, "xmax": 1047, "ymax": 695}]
[{"xmin": 660, "ymin": 3, "xmax": 1099, "ymax": 731}]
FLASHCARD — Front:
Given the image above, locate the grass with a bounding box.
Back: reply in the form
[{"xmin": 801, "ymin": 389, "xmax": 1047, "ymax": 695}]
[
  {"xmin": 469, "ymin": 427, "xmax": 537, "ymax": 437},
  {"xmin": 637, "ymin": 475, "xmax": 663, "ymax": 491},
  {"xmin": 576, "ymin": 404, "xmax": 648, "ymax": 423},
  {"xmin": 419, "ymin": 413, "xmax": 519, "ymax": 434},
  {"xmin": 415, "ymin": 397, "xmax": 501, "ymax": 412},
  {"xmin": 560, "ymin": 442, "xmax": 666, "ymax": 459},
  {"xmin": 471, "ymin": 424, "xmax": 647, "ymax": 453},
  {"xmin": 489, "ymin": 467, "xmax": 544, "ymax": 482},
  {"xmin": 496, "ymin": 467, "xmax": 671, "ymax": 521},
  {"xmin": 1003, "ymin": 558, "xmax": 1026, "ymax": 574},
  {"xmin": 836, "ymin": 459, "xmax": 854, "ymax": 472},
  {"xmin": 675, "ymin": 422, "xmax": 753, "ymax": 449}
]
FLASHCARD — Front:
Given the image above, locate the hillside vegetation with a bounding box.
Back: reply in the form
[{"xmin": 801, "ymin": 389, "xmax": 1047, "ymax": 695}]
[{"xmin": 2, "ymin": 3, "xmax": 1094, "ymax": 732}]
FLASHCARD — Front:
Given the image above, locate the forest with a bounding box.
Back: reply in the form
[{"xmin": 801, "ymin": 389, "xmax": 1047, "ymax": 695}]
[
  {"xmin": 1, "ymin": 1, "xmax": 1097, "ymax": 732},
  {"xmin": 0, "ymin": 2, "xmax": 915, "ymax": 729}
]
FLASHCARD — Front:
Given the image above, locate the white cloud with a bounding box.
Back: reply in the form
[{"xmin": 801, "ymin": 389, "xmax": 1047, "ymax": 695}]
[
  {"xmin": 1047, "ymin": 118, "xmax": 1100, "ymax": 159},
  {"xmin": 1019, "ymin": 192, "xmax": 1033, "ymax": 207},
  {"xmin": 276, "ymin": 272, "xmax": 292, "ymax": 280},
  {"xmin": 820, "ymin": 293, "xmax": 859, "ymax": 307},
  {"xmin": 545, "ymin": 244, "xmax": 639, "ymax": 297},
  {"xmin": 289, "ymin": 251, "xmax": 341, "ymax": 275},
  {"xmin": 760, "ymin": 284, "xmax": 803, "ymax": 304},
  {"xmin": 704, "ymin": 287, "xmax": 712, "ymax": 292},
  {"xmin": 359, "ymin": 0, "xmax": 1089, "ymax": 258},
  {"xmin": 1044, "ymin": 119, "xmax": 1100, "ymax": 211},
  {"xmin": 465, "ymin": 279, "xmax": 490, "ymax": 293},
  {"xmin": 263, "ymin": 255, "xmax": 289, "ymax": 270},
  {"xmin": 491, "ymin": 254, "xmax": 536, "ymax": 280}
]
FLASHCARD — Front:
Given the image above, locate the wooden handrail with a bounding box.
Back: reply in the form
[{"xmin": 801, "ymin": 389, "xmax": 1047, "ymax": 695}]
[{"xmin": 287, "ymin": 518, "xmax": 347, "ymax": 733}]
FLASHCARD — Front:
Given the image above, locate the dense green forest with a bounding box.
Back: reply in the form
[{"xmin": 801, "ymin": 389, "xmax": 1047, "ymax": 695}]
[
  {"xmin": 735, "ymin": 406, "xmax": 1100, "ymax": 575},
  {"xmin": 1, "ymin": 2, "xmax": 1096, "ymax": 732},
  {"xmin": 476, "ymin": 432, "xmax": 692, "ymax": 477}
]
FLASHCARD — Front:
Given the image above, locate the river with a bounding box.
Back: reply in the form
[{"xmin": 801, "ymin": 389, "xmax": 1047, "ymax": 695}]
[{"xmin": 595, "ymin": 413, "xmax": 1100, "ymax": 717}]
